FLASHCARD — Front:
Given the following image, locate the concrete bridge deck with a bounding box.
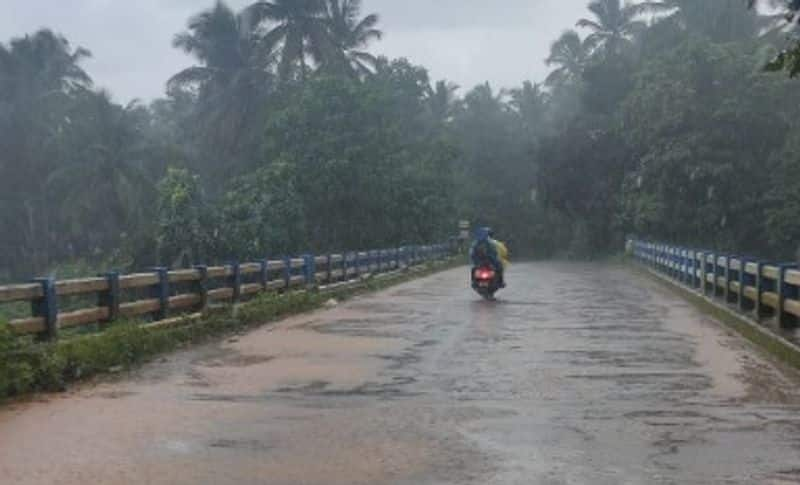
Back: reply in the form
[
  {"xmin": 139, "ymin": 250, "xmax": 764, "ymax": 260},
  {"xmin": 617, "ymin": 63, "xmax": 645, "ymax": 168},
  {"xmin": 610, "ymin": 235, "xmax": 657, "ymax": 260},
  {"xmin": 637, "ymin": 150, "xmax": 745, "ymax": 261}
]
[{"xmin": 2, "ymin": 263, "xmax": 800, "ymax": 484}]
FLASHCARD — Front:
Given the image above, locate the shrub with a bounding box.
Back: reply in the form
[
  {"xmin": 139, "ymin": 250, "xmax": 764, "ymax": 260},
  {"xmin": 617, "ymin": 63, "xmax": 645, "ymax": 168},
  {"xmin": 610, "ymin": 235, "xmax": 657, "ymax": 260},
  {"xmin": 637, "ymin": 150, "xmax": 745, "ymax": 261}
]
[{"xmin": 0, "ymin": 322, "xmax": 37, "ymax": 397}]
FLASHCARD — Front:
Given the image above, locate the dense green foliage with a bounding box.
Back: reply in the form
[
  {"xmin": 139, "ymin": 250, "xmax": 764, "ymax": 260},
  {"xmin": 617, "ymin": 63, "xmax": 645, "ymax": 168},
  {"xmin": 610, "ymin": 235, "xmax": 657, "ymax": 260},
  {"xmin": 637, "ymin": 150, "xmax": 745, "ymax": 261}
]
[
  {"xmin": 3, "ymin": 0, "xmax": 800, "ymax": 285},
  {"xmin": 532, "ymin": 0, "xmax": 800, "ymax": 258}
]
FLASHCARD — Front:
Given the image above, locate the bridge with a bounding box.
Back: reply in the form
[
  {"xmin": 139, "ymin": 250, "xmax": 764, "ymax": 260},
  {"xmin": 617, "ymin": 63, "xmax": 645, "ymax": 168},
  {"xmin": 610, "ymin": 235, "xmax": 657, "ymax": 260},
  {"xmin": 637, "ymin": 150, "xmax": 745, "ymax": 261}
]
[{"xmin": 2, "ymin": 259, "xmax": 800, "ymax": 483}]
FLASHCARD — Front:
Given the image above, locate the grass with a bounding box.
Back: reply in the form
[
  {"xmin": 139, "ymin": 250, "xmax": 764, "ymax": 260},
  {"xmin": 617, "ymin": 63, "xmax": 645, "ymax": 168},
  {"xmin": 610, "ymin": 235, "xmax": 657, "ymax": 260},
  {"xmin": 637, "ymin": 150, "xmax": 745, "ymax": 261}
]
[
  {"xmin": 627, "ymin": 260, "xmax": 800, "ymax": 372},
  {"xmin": 0, "ymin": 259, "xmax": 462, "ymax": 401}
]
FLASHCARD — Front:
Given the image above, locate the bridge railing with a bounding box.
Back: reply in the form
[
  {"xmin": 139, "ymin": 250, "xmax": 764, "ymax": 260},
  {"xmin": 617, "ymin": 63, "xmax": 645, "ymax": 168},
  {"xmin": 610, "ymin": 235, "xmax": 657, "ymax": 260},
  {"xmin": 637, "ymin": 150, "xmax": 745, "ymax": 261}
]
[
  {"xmin": 627, "ymin": 240, "xmax": 800, "ymax": 330},
  {"xmin": 0, "ymin": 242, "xmax": 456, "ymax": 341}
]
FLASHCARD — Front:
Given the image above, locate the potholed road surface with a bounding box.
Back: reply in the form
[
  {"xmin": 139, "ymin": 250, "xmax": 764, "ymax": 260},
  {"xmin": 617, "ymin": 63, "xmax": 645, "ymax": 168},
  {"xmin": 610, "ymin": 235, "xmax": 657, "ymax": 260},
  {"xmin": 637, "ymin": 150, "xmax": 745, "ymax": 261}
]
[{"xmin": 2, "ymin": 263, "xmax": 800, "ymax": 485}]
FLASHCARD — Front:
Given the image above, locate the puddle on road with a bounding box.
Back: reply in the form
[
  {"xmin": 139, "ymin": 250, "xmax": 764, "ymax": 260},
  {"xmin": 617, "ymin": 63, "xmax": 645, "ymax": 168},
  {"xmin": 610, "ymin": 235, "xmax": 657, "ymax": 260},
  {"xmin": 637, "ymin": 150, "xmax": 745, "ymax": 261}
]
[{"xmin": 208, "ymin": 438, "xmax": 273, "ymax": 452}]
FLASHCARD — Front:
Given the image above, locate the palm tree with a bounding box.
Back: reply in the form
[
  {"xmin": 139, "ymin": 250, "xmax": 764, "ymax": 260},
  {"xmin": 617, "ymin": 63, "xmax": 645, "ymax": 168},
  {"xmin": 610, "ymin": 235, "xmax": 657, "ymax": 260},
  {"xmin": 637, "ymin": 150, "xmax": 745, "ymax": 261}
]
[
  {"xmin": 47, "ymin": 91, "xmax": 153, "ymax": 253},
  {"xmin": 457, "ymin": 82, "xmax": 508, "ymax": 124},
  {"xmin": 324, "ymin": 0, "xmax": 383, "ymax": 77},
  {"xmin": 640, "ymin": 0, "xmax": 765, "ymax": 41},
  {"xmin": 426, "ymin": 80, "xmax": 459, "ymax": 123},
  {"xmin": 243, "ymin": 0, "xmax": 330, "ymax": 81},
  {"xmin": 2, "ymin": 30, "xmax": 92, "ymax": 98},
  {"xmin": 508, "ymin": 81, "xmax": 549, "ymax": 131},
  {"xmin": 576, "ymin": 0, "xmax": 648, "ymax": 57},
  {"xmin": 170, "ymin": 1, "xmax": 272, "ymax": 91},
  {"xmin": 170, "ymin": 1, "xmax": 275, "ymax": 162},
  {"xmin": 0, "ymin": 30, "xmax": 93, "ymax": 274},
  {"xmin": 0, "ymin": 29, "xmax": 92, "ymax": 132},
  {"xmin": 545, "ymin": 30, "xmax": 592, "ymax": 87}
]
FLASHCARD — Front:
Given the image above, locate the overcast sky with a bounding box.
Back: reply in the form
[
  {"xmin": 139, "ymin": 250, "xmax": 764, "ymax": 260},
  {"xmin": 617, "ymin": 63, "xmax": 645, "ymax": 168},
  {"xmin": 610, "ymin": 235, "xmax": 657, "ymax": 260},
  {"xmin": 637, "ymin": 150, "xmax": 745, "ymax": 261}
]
[{"xmin": 0, "ymin": 0, "xmax": 590, "ymax": 103}]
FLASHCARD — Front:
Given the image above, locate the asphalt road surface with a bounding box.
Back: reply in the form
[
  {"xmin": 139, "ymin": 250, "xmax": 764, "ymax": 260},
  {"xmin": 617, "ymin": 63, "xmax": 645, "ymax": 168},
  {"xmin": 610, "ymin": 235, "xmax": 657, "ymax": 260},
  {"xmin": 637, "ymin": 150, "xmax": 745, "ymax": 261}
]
[{"xmin": 2, "ymin": 263, "xmax": 800, "ymax": 485}]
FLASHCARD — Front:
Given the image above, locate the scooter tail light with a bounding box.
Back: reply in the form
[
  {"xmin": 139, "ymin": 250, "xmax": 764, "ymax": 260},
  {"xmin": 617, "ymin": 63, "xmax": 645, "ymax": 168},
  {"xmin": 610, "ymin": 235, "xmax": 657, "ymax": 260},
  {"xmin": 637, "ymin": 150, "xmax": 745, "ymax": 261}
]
[{"xmin": 475, "ymin": 268, "xmax": 495, "ymax": 280}]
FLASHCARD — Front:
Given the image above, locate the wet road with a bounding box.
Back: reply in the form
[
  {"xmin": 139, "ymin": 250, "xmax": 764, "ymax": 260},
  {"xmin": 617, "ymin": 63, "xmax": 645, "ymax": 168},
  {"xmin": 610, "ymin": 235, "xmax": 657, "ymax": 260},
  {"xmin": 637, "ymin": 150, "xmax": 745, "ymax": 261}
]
[{"xmin": 2, "ymin": 263, "xmax": 800, "ymax": 485}]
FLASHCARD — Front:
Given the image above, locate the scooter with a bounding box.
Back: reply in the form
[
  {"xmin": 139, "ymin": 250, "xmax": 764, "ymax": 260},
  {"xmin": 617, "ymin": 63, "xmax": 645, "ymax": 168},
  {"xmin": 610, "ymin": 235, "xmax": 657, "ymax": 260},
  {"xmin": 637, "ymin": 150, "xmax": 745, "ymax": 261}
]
[{"xmin": 471, "ymin": 265, "xmax": 502, "ymax": 300}]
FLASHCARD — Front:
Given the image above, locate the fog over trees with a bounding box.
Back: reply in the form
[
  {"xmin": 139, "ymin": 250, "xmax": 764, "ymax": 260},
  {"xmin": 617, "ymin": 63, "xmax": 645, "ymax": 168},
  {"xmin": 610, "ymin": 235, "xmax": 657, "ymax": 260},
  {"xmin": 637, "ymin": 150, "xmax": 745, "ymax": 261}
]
[{"xmin": 1, "ymin": 0, "xmax": 800, "ymax": 282}]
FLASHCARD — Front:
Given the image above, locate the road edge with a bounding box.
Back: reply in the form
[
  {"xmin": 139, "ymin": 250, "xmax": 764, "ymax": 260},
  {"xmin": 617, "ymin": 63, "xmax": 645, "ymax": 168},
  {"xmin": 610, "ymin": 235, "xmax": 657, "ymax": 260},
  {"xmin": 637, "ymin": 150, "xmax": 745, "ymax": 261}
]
[
  {"xmin": 627, "ymin": 262, "xmax": 800, "ymax": 372},
  {"xmin": 0, "ymin": 258, "xmax": 464, "ymax": 402}
]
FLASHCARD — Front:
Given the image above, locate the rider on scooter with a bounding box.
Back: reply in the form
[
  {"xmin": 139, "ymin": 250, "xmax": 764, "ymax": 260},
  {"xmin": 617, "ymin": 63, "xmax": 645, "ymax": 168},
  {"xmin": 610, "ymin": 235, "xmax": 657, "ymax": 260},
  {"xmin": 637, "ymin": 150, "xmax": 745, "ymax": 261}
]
[{"xmin": 470, "ymin": 227, "xmax": 508, "ymax": 288}]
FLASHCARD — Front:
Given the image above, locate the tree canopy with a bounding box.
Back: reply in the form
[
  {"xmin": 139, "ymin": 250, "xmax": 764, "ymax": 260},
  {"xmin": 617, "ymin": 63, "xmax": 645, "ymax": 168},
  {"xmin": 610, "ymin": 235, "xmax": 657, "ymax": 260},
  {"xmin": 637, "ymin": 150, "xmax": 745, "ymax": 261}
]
[{"xmin": 2, "ymin": 0, "xmax": 800, "ymax": 284}]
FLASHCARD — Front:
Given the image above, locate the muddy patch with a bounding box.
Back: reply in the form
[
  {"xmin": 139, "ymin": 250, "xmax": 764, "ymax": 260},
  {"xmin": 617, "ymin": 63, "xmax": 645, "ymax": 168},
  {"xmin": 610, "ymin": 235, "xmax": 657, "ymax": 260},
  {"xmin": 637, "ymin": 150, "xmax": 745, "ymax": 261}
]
[
  {"xmin": 415, "ymin": 339, "xmax": 438, "ymax": 348},
  {"xmin": 209, "ymin": 438, "xmax": 272, "ymax": 452},
  {"xmin": 312, "ymin": 320, "xmax": 398, "ymax": 339},
  {"xmin": 93, "ymin": 390, "xmax": 137, "ymax": 400},
  {"xmin": 184, "ymin": 369, "xmax": 212, "ymax": 388},
  {"xmin": 188, "ymin": 393, "xmax": 268, "ymax": 403},
  {"xmin": 276, "ymin": 380, "xmax": 330, "ymax": 393},
  {"xmin": 624, "ymin": 409, "xmax": 712, "ymax": 420},
  {"xmin": 375, "ymin": 350, "xmax": 422, "ymax": 370},
  {"xmin": 200, "ymin": 354, "xmax": 275, "ymax": 368},
  {"xmin": 316, "ymin": 385, "xmax": 423, "ymax": 399}
]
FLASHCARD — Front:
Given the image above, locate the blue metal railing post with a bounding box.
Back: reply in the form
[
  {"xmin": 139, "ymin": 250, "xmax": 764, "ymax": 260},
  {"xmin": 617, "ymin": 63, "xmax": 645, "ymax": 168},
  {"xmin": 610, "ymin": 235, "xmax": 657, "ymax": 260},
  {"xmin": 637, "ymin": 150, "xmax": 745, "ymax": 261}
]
[
  {"xmin": 666, "ymin": 246, "xmax": 671, "ymax": 275},
  {"xmin": 229, "ymin": 262, "xmax": 241, "ymax": 303},
  {"xmin": 651, "ymin": 243, "xmax": 657, "ymax": 269},
  {"xmin": 657, "ymin": 244, "xmax": 662, "ymax": 272},
  {"xmin": 755, "ymin": 261, "xmax": 767, "ymax": 320},
  {"xmin": 738, "ymin": 259, "xmax": 750, "ymax": 312},
  {"xmin": 195, "ymin": 265, "xmax": 208, "ymax": 310},
  {"xmin": 283, "ymin": 257, "xmax": 292, "ymax": 289},
  {"xmin": 778, "ymin": 263, "xmax": 799, "ymax": 328},
  {"xmin": 667, "ymin": 246, "xmax": 674, "ymax": 278},
  {"xmin": 657, "ymin": 244, "xmax": 663, "ymax": 272},
  {"xmin": 303, "ymin": 254, "xmax": 316, "ymax": 287},
  {"xmin": 725, "ymin": 256, "xmax": 737, "ymax": 304},
  {"xmin": 683, "ymin": 249, "xmax": 690, "ymax": 284},
  {"xmin": 710, "ymin": 252, "xmax": 719, "ymax": 297},
  {"xmin": 259, "ymin": 259, "xmax": 269, "ymax": 291},
  {"xmin": 683, "ymin": 248, "xmax": 690, "ymax": 286},
  {"xmin": 99, "ymin": 271, "xmax": 120, "ymax": 326},
  {"xmin": 667, "ymin": 246, "xmax": 672, "ymax": 277},
  {"xmin": 33, "ymin": 277, "xmax": 58, "ymax": 341},
  {"xmin": 722, "ymin": 255, "xmax": 730, "ymax": 303},
  {"xmin": 699, "ymin": 251, "xmax": 708, "ymax": 296},
  {"xmin": 151, "ymin": 267, "xmax": 169, "ymax": 321},
  {"xmin": 673, "ymin": 247, "xmax": 680, "ymax": 279}
]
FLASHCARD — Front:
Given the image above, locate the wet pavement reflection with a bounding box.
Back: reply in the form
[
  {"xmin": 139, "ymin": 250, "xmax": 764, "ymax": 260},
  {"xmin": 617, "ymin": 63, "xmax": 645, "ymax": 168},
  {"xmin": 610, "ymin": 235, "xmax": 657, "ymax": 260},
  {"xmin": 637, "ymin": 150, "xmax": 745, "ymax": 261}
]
[{"xmin": 1, "ymin": 263, "xmax": 799, "ymax": 484}]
